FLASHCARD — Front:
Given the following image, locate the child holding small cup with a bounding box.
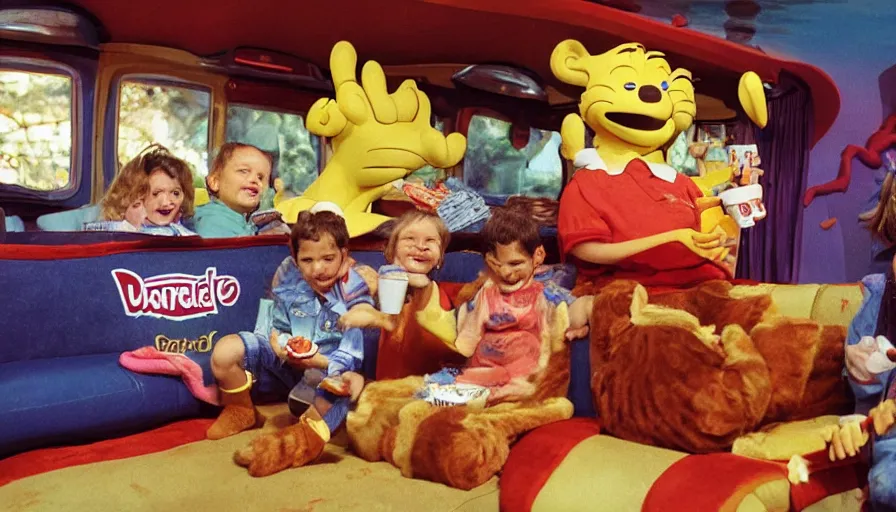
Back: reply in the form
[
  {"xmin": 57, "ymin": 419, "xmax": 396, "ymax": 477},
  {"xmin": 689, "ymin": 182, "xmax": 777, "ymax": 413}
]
[{"xmin": 341, "ymin": 210, "xmax": 466, "ymax": 380}]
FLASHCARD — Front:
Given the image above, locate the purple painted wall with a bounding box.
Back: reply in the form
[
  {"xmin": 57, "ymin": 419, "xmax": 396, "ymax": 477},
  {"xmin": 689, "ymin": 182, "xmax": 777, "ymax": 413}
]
[
  {"xmin": 778, "ymin": 15, "xmax": 896, "ymax": 284},
  {"xmin": 645, "ymin": 2, "xmax": 896, "ymax": 283}
]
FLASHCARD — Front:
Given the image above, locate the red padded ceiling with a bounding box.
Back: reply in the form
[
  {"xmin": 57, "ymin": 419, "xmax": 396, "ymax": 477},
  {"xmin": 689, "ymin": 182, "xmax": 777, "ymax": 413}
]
[{"xmin": 67, "ymin": 0, "xmax": 840, "ymax": 146}]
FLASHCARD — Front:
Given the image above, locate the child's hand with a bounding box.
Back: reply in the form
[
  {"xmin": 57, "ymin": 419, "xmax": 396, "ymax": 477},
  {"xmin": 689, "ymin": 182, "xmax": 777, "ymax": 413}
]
[
  {"xmin": 869, "ymin": 399, "xmax": 896, "ymax": 436},
  {"xmin": 320, "ymin": 372, "xmax": 366, "ymax": 401},
  {"xmin": 125, "ymin": 200, "xmax": 146, "ymax": 229},
  {"xmin": 344, "ymin": 371, "xmax": 366, "ymax": 402},
  {"xmin": 408, "ymin": 273, "xmax": 431, "ymax": 289},
  {"xmin": 339, "ymin": 303, "xmax": 395, "ymax": 330},
  {"xmin": 290, "ymin": 352, "xmax": 328, "ymax": 370},
  {"xmin": 565, "ymin": 325, "xmax": 589, "ymax": 341},
  {"xmin": 568, "ymin": 296, "xmax": 594, "ymax": 331},
  {"xmin": 269, "ymin": 329, "xmax": 288, "ymax": 360}
]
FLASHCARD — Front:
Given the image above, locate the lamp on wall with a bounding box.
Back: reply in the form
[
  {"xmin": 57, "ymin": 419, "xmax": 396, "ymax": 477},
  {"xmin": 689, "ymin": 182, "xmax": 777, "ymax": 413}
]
[{"xmin": 452, "ymin": 65, "xmax": 548, "ymax": 102}]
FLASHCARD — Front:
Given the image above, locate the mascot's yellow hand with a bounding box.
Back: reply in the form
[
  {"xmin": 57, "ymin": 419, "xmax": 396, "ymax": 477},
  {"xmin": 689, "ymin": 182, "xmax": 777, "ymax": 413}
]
[
  {"xmin": 560, "ymin": 114, "xmax": 586, "ymax": 161},
  {"xmin": 739, "ymin": 71, "xmax": 768, "ymax": 129},
  {"xmin": 676, "ymin": 228, "xmax": 728, "ymax": 262},
  {"xmin": 695, "ymin": 196, "xmax": 722, "ymax": 213},
  {"xmin": 306, "ymin": 41, "xmax": 467, "ymax": 171}
]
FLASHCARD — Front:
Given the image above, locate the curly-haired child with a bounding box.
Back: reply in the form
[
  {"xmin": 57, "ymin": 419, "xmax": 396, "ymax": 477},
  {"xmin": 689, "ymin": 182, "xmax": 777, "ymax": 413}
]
[{"xmin": 84, "ymin": 144, "xmax": 195, "ymax": 235}]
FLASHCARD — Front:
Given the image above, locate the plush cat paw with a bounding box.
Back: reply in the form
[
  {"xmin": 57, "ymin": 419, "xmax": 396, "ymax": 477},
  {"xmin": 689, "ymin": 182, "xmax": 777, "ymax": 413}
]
[{"xmin": 233, "ymin": 417, "xmax": 327, "ymax": 477}]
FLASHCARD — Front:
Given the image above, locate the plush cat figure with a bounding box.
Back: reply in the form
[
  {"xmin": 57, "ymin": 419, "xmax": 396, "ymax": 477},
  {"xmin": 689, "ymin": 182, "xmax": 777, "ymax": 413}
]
[
  {"xmin": 590, "ymin": 280, "xmax": 852, "ymax": 453},
  {"xmin": 346, "ymin": 276, "xmax": 576, "ymax": 489}
]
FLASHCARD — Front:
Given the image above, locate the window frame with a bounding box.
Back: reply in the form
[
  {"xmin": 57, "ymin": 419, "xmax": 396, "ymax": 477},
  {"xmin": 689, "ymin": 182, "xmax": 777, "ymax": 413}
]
[
  {"xmin": 0, "ymin": 56, "xmax": 81, "ymax": 202},
  {"xmin": 110, "ymin": 73, "xmax": 214, "ymax": 179}
]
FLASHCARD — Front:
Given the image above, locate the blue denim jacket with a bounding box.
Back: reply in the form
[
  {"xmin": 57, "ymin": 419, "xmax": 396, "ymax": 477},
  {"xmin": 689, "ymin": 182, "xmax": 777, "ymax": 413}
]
[
  {"xmin": 846, "ymin": 273, "xmax": 889, "ymax": 412},
  {"xmin": 263, "ymin": 257, "xmax": 372, "ymax": 376},
  {"xmin": 844, "ymin": 274, "xmax": 896, "ymax": 510},
  {"xmin": 869, "ymin": 371, "xmax": 896, "ymax": 511}
]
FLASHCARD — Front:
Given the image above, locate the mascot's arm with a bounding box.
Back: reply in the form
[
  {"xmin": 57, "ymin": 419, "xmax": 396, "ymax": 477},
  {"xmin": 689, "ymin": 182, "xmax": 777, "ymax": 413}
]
[
  {"xmin": 561, "ymin": 178, "xmax": 727, "ymax": 264},
  {"xmin": 344, "ymin": 182, "xmax": 397, "ymax": 213},
  {"xmin": 415, "ymin": 282, "xmax": 458, "ymax": 345},
  {"xmin": 571, "ymin": 230, "xmax": 727, "ymax": 264},
  {"xmin": 571, "ymin": 231, "xmax": 681, "ymax": 265}
]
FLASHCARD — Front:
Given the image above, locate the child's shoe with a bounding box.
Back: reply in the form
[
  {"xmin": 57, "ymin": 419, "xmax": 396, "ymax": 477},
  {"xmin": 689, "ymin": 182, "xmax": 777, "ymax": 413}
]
[{"xmin": 207, "ymin": 371, "xmax": 264, "ymax": 440}]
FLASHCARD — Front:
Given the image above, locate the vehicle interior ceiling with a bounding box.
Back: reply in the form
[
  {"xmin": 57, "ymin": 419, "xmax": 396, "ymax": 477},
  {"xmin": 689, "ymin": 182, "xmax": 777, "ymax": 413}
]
[{"xmin": 0, "ymin": 0, "xmax": 840, "ymax": 238}]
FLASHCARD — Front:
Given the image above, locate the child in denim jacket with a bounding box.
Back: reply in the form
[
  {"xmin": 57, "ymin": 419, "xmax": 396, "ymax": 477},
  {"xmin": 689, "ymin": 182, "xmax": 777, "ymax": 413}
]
[
  {"xmin": 208, "ymin": 210, "xmax": 379, "ymax": 476},
  {"xmin": 833, "ymin": 268, "xmax": 896, "ymax": 510}
]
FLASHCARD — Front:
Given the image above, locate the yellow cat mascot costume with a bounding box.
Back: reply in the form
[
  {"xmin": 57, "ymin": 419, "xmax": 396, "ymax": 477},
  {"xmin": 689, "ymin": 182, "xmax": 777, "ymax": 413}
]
[
  {"xmin": 535, "ymin": 39, "xmax": 857, "ymax": 511},
  {"xmin": 551, "ymin": 40, "xmax": 767, "ymax": 288},
  {"xmin": 274, "ymin": 41, "xmax": 466, "ymax": 237}
]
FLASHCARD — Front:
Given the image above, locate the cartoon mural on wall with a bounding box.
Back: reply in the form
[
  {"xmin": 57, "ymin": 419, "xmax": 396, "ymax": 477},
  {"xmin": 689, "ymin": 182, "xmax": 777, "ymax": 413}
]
[
  {"xmin": 273, "ymin": 41, "xmax": 467, "ymax": 237},
  {"xmin": 804, "ymin": 114, "xmax": 896, "ymax": 209}
]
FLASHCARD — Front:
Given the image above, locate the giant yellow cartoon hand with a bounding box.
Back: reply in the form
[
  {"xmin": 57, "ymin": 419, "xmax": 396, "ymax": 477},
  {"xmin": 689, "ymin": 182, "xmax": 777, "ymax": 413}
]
[{"xmin": 276, "ymin": 41, "xmax": 467, "ymax": 237}]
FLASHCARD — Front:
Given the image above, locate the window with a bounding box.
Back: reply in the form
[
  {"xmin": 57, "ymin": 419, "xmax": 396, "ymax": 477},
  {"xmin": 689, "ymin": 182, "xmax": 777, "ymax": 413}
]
[
  {"xmin": 463, "ymin": 114, "xmax": 562, "ymax": 200},
  {"xmin": 225, "ymin": 104, "xmax": 320, "ymax": 198},
  {"xmin": 0, "ymin": 69, "xmax": 73, "ymax": 192},
  {"xmin": 117, "ymin": 79, "xmax": 210, "ymax": 186}
]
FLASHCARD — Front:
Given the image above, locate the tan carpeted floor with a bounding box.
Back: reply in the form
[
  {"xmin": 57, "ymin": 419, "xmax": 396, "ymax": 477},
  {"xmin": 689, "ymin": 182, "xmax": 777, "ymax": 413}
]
[{"xmin": 0, "ymin": 405, "xmax": 500, "ymax": 512}]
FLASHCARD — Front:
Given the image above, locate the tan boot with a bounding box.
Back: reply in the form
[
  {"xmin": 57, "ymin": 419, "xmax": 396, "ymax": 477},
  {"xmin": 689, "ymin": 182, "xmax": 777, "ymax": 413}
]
[
  {"xmin": 233, "ymin": 415, "xmax": 329, "ymax": 477},
  {"xmin": 207, "ymin": 371, "xmax": 263, "ymax": 440}
]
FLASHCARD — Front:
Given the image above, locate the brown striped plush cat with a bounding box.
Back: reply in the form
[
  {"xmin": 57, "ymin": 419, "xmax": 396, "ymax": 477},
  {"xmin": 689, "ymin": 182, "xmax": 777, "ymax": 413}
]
[{"xmin": 590, "ymin": 280, "xmax": 849, "ymax": 454}]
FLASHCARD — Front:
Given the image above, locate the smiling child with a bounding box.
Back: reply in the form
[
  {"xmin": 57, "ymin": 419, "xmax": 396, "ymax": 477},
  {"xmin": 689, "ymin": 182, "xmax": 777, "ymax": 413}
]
[
  {"xmin": 84, "ymin": 144, "xmax": 196, "ymax": 236},
  {"xmin": 191, "ymin": 142, "xmax": 273, "ymax": 238}
]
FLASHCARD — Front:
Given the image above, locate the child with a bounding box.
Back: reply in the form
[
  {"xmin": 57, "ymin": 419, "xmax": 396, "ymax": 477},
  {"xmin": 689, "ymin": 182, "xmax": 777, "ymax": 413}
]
[
  {"xmin": 830, "ymin": 252, "xmax": 896, "ymax": 509},
  {"xmin": 341, "ymin": 210, "xmax": 467, "ymax": 380},
  {"xmin": 431, "ymin": 208, "xmax": 592, "ymax": 404},
  {"xmin": 209, "ymin": 210, "xmax": 375, "ymax": 476},
  {"xmin": 191, "ymin": 142, "xmax": 275, "ymax": 238},
  {"xmin": 829, "ymin": 396, "xmax": 896, "ymax": 509},
  {"xmin": 84, "ymin": 144, "xmax": 196, "ymax": 236}
]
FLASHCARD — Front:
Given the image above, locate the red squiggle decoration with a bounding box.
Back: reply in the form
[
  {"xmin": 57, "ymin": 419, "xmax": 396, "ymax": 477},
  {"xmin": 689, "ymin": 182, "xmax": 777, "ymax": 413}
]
[{"xmin": 803, "ymin": 114, "xmax": 896, "ymax": 207}]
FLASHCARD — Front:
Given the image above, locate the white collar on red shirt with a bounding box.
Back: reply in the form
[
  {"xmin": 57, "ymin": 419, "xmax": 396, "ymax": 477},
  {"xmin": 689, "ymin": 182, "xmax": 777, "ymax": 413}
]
[{"xmin": 573, "ymin": 148, "xmax": 678, "ymax": 184}]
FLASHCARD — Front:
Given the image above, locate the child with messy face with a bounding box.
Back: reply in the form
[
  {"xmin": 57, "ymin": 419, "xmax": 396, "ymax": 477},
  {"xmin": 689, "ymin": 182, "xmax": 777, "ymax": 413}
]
[
  {"xmin": 208, "ymin": 210, "xmax": 382, "ymax": 477},
  {"xmin": 340, "ymin": 211, "xmax": 467, "ymax": 380},
  {"xmin": 441, "ymin": 208, "xmax": 592, "ymax": 404},
  {"xmin": 85, "ymin": 144, "xmax": 196, "ymax": 236}
]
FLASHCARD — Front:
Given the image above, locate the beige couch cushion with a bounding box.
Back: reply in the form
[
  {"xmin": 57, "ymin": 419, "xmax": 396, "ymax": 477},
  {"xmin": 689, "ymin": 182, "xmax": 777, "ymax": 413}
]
[
  {"xmin": 731, "ymin": 283, "xmax": 862, "ymax": 327},
  {"xmin": 811, "ymin": 284, "xmax": 864, "ymax": 328}
]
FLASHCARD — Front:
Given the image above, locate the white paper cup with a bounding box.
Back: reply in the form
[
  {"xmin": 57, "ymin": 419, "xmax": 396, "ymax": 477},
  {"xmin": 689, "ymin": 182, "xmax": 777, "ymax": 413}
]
[
  {"xmin": 719, "ymin": 184, "xmax": 763, "ymax": 228},
  {"xmin": 378, "ymin": 275, "xmax": 409, "ymax": 314}
]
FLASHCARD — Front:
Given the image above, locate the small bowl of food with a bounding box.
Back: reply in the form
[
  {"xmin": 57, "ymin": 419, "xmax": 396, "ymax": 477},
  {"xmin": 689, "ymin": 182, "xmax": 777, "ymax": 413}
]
[
  {"xmin": 285, "ymin": 336, "xmax": 318, "ymax": 360},
  {"xmin": 424, "ymin": 383, "xmax": 490, "ymax": 409}
]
